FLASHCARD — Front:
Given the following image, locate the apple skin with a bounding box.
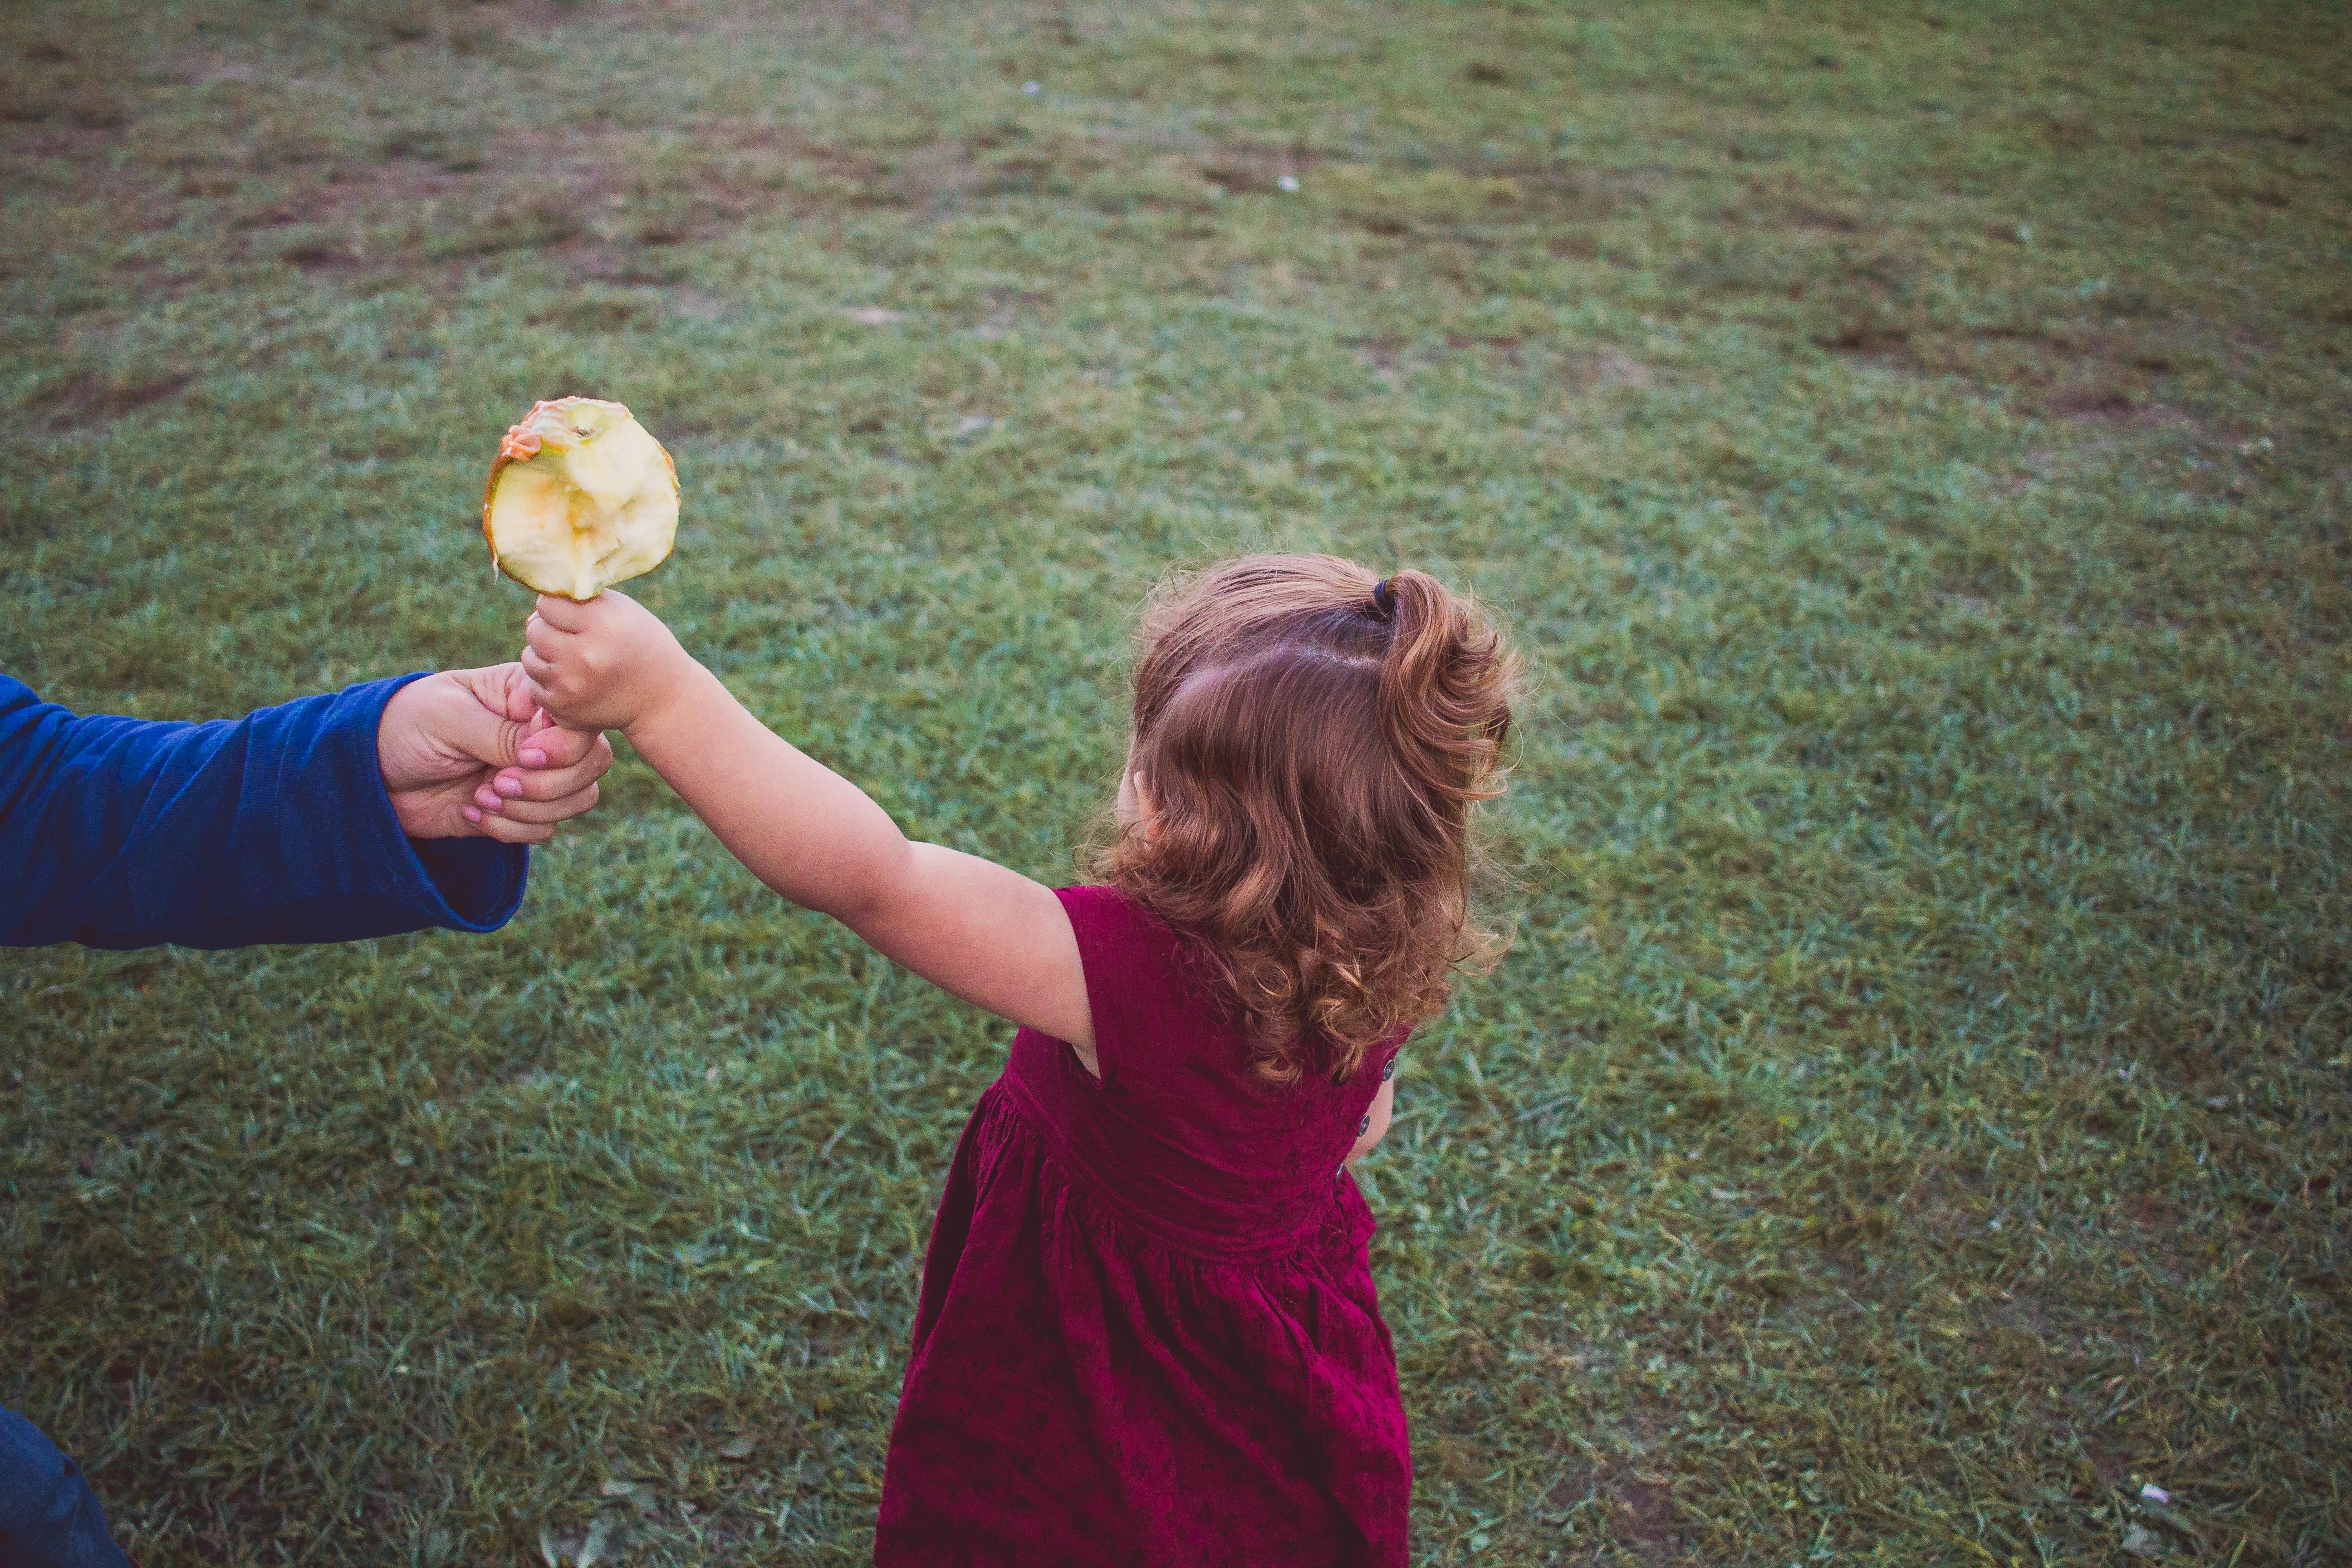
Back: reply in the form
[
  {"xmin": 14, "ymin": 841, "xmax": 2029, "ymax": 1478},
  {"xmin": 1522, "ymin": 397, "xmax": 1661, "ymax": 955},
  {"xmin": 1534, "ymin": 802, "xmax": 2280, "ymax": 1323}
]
[{"xmin": 482, "ymin": 397, "xmax": 680, "ymax": 600}]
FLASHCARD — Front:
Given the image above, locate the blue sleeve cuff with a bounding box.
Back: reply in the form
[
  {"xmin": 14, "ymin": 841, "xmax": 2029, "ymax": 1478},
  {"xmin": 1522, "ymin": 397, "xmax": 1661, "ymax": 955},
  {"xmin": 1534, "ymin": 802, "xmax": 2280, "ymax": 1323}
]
[{"xmin": 330, "ymin": 673, "xmax": 531, "ymax": 939}]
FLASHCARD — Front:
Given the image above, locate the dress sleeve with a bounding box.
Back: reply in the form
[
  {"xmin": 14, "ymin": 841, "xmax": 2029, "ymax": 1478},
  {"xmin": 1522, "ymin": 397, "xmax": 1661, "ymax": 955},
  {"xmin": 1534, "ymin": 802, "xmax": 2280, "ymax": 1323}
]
[
  {"xmin": 0, "ymin": 671, "xmax": 529, "ymax": 950},
  {"xmin": 1051, "ymin": 885, "xmax": 1177, "ymax": 1093}
]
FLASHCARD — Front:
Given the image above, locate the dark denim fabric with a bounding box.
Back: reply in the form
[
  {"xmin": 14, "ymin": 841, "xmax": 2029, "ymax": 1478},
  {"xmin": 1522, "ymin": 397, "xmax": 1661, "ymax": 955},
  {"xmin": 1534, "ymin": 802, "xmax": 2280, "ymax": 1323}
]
[{"xmin": 0, "ymin": 1407, "xmax": 134, "ymax": 1568}]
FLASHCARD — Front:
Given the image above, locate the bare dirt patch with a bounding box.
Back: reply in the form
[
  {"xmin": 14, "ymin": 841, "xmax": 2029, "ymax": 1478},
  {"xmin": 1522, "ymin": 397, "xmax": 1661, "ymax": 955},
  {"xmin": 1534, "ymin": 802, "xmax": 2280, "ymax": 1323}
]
[
  {"xmin": 1610, "ymin": 1468, "xmax": 1679, "ymax": 1558},
  {"xmin": 2044, "ymin": 388, "xmax": 2193, "ymax": 426},
  {"xmin": 35, "ymin": 369, "xmax": 195, "ymax": 432},
  {"xmin": 1545, "ymin": 1450, "xmax": 1684, "ymax": 1561}
]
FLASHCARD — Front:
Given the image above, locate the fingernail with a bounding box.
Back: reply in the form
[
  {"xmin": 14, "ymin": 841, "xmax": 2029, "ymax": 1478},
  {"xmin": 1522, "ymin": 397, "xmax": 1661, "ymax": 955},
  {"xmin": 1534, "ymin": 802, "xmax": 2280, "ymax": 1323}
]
[
  {"xmin": 463, "ymin": 805, "xmax": 482, "ymax": 823},
  {"xmin": 495, "ymin": 775, "xmax": 524, "ymax": 797},
  {"xmin": 520, "ymin": 748, "xmax": 548, "ymax": 767}
]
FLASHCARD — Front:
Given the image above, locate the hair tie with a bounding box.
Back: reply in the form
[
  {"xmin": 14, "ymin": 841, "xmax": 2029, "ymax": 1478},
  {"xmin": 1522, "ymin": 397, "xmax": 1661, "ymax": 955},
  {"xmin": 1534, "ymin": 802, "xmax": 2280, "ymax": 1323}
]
[{"xmin": 1372, "ymin": 577, "xmax": 1396, "ymax": 616}]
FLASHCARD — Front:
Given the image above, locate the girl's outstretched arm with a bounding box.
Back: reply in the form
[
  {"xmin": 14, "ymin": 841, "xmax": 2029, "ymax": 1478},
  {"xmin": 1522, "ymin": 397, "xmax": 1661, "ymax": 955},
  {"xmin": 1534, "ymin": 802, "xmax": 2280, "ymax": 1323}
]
[{"xmin": 521, "ymin": 591, "xmax": 1096, "ymax": 1063}]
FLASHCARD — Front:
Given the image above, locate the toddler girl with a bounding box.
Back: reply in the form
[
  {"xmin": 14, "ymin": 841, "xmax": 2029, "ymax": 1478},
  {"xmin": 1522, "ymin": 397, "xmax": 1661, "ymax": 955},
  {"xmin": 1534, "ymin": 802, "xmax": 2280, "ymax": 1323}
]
[{"xmin": 520, "ymin": 553, "xmax": 1516, "ymax": 1567}]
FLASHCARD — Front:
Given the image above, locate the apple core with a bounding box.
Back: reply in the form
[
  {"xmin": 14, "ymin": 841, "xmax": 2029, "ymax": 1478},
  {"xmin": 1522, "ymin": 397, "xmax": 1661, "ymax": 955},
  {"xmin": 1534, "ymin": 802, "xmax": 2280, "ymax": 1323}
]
[{"xmin": 482, "ymin": 397, "xmax": 679, "ymax": 600}]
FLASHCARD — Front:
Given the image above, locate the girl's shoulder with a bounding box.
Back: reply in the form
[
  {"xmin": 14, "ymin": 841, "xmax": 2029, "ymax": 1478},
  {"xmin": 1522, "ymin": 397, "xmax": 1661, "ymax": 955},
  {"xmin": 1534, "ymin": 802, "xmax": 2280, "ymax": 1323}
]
[
  {"xmin": 1054, "ymin": 884, "xmax": 1185, "ymax": 984},
  {"xmin": 1055, "ymin": 882, "xmax": 1137, "ymax": 926},
  {"xmin": 1051, "ymin": 885, "xmax": 1236, "ymax": 1082}
]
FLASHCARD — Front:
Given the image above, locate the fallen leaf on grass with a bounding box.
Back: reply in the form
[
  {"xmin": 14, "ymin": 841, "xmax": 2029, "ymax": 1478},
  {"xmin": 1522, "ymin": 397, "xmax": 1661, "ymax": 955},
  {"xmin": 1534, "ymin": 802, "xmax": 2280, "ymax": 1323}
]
[
  {"xmin": 2122, "ymin": 1522, "xmax": 2166, "ymax": 1558},
  {"xmin": 720, "ymin": 1435, "xmax": 758, "ymax": 1459}
]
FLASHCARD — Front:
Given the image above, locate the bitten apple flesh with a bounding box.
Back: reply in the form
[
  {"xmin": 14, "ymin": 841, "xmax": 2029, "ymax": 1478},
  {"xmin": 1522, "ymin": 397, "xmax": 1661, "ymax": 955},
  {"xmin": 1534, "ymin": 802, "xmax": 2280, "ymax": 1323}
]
[{"xmin": 483, "ymin": 397, "xmax": 678, "ymax": 600}]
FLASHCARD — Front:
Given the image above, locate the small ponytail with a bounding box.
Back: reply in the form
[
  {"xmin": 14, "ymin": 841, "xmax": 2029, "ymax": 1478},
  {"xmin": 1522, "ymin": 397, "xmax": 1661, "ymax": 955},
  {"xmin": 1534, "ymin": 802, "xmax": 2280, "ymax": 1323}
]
[
  {"xmin": 1102, "ymin": 554, "xmax": 1520, "ymax": 1084},
  {"xmin": 1374, "ymin": 568, "xmax": 1514, "ymax": 828}
]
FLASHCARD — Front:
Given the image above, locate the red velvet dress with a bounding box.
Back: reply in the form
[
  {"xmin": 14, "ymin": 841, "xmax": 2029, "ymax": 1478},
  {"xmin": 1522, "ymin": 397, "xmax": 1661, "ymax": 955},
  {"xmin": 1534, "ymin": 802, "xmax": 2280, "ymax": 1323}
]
[{"xmin": 874, "ymin": 886, "xmax": 1410, "ymax": 1567}]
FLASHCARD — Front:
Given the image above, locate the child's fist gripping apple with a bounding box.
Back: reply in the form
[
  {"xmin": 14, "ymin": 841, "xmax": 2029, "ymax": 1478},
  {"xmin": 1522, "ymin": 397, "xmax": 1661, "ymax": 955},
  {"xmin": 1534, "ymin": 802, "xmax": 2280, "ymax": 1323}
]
[{"xmin": 520, "ymin": 591, "xmax": 694, "ymax": 735}]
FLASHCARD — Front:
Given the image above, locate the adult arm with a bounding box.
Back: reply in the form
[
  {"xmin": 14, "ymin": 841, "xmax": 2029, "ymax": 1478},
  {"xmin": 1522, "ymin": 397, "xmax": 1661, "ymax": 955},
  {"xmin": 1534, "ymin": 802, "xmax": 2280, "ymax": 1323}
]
[{"xmin": 0, "ymin": 669, "xmax": 604, "ymax": 950}]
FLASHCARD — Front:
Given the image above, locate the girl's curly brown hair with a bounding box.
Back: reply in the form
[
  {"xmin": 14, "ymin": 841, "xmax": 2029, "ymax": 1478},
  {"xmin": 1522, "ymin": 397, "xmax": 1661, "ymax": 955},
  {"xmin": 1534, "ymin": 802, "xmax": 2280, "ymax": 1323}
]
[{"xmin": 1096, "ymin": 553, "xmax": 1518, "ymax": 1085}]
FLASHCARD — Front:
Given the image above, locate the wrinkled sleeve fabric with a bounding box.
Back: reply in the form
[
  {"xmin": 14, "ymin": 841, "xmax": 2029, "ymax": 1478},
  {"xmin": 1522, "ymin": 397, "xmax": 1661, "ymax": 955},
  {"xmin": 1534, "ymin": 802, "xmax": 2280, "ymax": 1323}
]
[{"xmin": 0, "ymin": 671, "xmax": 528, "ymax": 950}]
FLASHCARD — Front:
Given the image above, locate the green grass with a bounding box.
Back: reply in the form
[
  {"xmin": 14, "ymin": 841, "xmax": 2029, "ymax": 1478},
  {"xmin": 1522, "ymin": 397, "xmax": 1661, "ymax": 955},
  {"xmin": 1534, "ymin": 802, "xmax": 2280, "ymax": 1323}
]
[{"xmin": 3, "ymin": 0, "xmax": 2347, "ymax": 1562}]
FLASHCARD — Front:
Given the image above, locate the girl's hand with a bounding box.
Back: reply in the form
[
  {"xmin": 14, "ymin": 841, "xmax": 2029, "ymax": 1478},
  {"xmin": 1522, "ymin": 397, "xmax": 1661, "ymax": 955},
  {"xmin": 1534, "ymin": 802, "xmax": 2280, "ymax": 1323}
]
[{"xmin": 520, "ymin": 590, "xmax": 696, "ymax": 735}]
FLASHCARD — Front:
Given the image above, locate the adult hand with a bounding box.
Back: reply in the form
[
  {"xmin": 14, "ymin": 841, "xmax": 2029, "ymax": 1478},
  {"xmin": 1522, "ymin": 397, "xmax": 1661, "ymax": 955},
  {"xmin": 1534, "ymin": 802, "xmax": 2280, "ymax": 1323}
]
[{"xmin": 377, "ymin": 664, "xmax": 614, "ymax": 843}]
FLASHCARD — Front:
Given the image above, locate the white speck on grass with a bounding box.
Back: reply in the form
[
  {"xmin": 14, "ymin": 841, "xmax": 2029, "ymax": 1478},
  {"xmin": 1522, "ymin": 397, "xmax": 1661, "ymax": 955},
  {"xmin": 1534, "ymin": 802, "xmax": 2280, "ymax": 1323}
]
[
  {"xmin": 845, "ymin": 306, "xmax": 906, "ymax": 325},
  {"xmin": 1277, "ymin": 173, "xmax": 1300, "ymax": 192},
  {"xmin": 1022, "ymin": 80, "xmax": 1041, "ymax": 95}
]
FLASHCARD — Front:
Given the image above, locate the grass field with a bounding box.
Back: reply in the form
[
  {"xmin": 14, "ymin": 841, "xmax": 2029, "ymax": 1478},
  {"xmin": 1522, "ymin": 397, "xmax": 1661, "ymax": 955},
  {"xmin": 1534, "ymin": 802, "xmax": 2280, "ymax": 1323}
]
[{"xmin": 4, "ymin": 1, "xmax": 2348, "ymax": 1563}]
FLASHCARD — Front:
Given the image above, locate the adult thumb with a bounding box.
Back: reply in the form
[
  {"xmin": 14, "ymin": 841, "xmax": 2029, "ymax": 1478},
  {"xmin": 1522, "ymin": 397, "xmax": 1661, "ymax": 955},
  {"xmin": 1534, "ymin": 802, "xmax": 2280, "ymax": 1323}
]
[
  {"xmin": 514, "ymin": 716, "xmax": 601, "ymax": 770},
  {"xmin": 438, "ymin": 669, "xmax": 536, "ymax": 769}
]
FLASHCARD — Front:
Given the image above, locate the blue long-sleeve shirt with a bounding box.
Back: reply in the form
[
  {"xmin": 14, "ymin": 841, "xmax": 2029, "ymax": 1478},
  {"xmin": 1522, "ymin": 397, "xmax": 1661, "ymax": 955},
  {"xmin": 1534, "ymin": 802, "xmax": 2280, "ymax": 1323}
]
[{"xmin": 1, "ymin": 671, "xmax": 528, "ymax": 949}]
